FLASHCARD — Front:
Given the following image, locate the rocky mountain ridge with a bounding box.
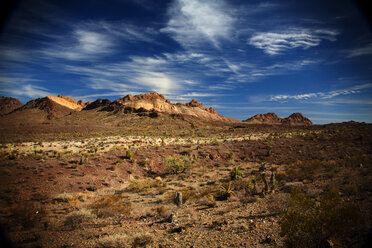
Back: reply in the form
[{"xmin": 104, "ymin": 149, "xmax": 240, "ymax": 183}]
[
  {"xmin": 0, "ymin": 93, "xmax": 312, "ymax": 125},
  {"xmin": 2, "ymin": 92, "xmax": 235, "ymax": 122},
  {"xmin": 244, "ymin": 112, "xmax": 312, "ymax": 126}
]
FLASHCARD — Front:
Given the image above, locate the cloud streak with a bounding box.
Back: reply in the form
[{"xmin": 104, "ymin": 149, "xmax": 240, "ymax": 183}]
[
  {"xmin": 249, "ymin": 28, "xmax": 339, "ymax": 55},
  {"xmin": 344, "ymin": 43, "xmax": 372, "ymax": 58},
  {"xmin": 270, "ymin": 83, "xmax": 372, "ymax": 101}
]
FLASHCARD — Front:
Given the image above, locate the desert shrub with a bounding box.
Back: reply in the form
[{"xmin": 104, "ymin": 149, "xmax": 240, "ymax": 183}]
[
  {"xmin": 91, "ymin": 194, "xmax": 132, "ymax": 218},
  {"xmin": 280, "ymin": 189, "xmax": 363, "ymax": 248},
  {"xmin": 114, "ymin": 158, "xmax": 123, "ymax": 165},
  {"xmin": 10, "ymin": 202, "xmax": 46, "ymax": 229},
  {"xmin": 96, "ymin": 234, "xmax": 131, "ymax": 248},
  {"xmin": 127, "ymin": 178, "xmax": 166, "ymax": 193},
  {"xmin": 230, "ymin": 167, "xmax": 242, "ymax": 180},
  {"xmin": 284, "ymin": 160, "xmax": 322, "ymax": 181},
  {"xmin": 64, "ymin": 209, "xmax": 96, "ymax": 228},
  {"xmin": 54, "ymin": 192, "xmax": 73, "ymax": 203},
  {"xmin": 164, "ymin": 154, "xmax": 192, "ymax": 174},
  {"xmin": 132, "ymin": 232, "xmax": 154, "ymax": 247},
  {"xmin": 179, "ymin": 188, "xmax": 197, "ymax": 203},
  {"xmin": 126, "ymin": 150, "xmax": 134, "ymax": 160},
  {"xmin": 218, "ymin": 182, "xmax": 234, "ymax": 200},
  {"xmin": 79, "ymin": 152, "xmax": 89, "ymax": 165},
  {"xmin": 96, "ymin": 232, "xmax": 154, "ymax": 248}
]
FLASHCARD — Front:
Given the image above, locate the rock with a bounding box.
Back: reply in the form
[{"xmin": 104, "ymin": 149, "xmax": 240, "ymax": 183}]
[
  {"xmin": 174, "ymin": 192, "xmax": 183, "ymax": 206},
  {"xmin": 283, "ymin": 113, "xmax": 312, "ymax": 126},
  {"xmin": 243, "ymin": 112, "xmax": 312, "ymax": 126},
  {"xmin": 83, "ymin": 99, "xmax": 111, "ymax": 110},
  {"xmin": 244, "ymin": 113, "xmax": 282, "ymax": 125}
]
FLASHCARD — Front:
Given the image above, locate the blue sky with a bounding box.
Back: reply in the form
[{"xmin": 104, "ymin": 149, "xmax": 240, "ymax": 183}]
[{"xmin": 0, "ymin": 0, "xmax": 372, "ymax": 123}]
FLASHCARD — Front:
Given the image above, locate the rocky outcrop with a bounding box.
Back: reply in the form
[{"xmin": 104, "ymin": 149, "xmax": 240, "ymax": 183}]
[
  {"xmin": 0, "ymin": 96, "xmax": 23, "ymax": 115},
  {"xmin": 47, "ymin": 95, "xmax": 85, "ymax": 110},
  {"xmin": 283, "ymin": 113, "xmax": 312, "ymax": 126},
  {"xmin": 83, "ymin": 99, "xmax": 111, "ymax": 110},
  {"xmin": 244, "ymin": 113, "xmax": 282, "ymax": 125},
  {"xmin": 244, "ymin": 112, "xmax": 312, "ymax": 126},
  {"xmin": 108, "ymin": 92, "xmax": 233, "ymax": 122},
  {"xmin": 118, "ymin": 92, "xmax": 167, "ymax": 103}
]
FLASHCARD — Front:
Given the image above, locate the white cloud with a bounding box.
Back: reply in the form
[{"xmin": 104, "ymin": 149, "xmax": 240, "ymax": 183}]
[
  {"xmin": 162, "ymin": 0, "xmax": 235, "ymax": 48},
  {"xmin": 40, "ymin": 21, "xmax": 158, "ymax": 61},
  {"xmin": 134, "ymin": 72, "xmax": 175, "ymax": 93},
  {"xmin": 249, "ymin": 28, "xmax": 339, "ymax": 55},
  {"xmin": 344, "ymin": 43, "xmax": 372, "ymax": 58},
  {"xmin": 270, "ymin": 83, "xmax": 372, "ymax": 101},
  {"xmin": 41, "ymin": 29, "xmax": 113, "ymax": 60},
  {"xmin": 2, "ymin": 84, "xmax": 53, "ymax": 98}
]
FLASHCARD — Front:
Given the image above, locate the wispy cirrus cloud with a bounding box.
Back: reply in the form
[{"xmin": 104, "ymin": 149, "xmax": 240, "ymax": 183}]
[
  {"xmin": 40, "ymin": 21, "xmax": 158, "ymax": 61},
  {"xmin": 1, "ymin": 84, "xmax": 53, "ymax": 98},
  {"xmin": 162, "ymin": 0, "xmax": 235, "ymax": 48},
  {"xmin": 249, "ymin": 28, "xmax": 339, "ymax": 55},
  {"xmin": 270, "ymin": 83, "xmax": 372, "ymax": 101},
  {"xmin": 344, "ymin": 43, "xmax": 372, "ymax": 58}
]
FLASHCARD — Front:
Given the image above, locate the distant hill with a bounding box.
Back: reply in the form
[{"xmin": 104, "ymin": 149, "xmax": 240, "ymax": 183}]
[
  {"xmin": 0, "ymin": 96, "xmax": 23, "ymax": 115},
  {"xmin": 244, "ymin": 112, "xmax": 312, "ymax": 126}
]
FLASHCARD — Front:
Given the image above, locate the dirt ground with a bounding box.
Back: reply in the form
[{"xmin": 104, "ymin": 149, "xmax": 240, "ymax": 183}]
[{"xmin": 0, "ymin": 122, "xmax": 371, "ymax": 247}]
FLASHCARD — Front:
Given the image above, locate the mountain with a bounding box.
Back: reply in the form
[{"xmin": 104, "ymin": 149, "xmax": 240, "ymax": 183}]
[
  {"xmin": 282, "ymin": 113, "xmax": 313, "ymax": 126},
  {"xmin": 244, "ymin": 112, "xmax": 312, "ymax": 126},
  {"xmin": 16, "ymin": 95, "xmax": 85, "ymax": 119},
  {"xmin": 243, "ymin": 113, "xmax": 283, "ymax": 125},
  {"xmin": 0, "ymin": 96, "xmax": 23, "ymax": 115},
  {"xmin": 84, "ymin": 92, "xmax": 235, "ymax": 122}
]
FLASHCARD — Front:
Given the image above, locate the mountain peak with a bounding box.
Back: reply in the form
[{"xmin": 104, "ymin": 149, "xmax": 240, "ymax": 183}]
[
  {"xmin": 244, "ymin": 112, "xmax": 312, "ymax": 126},
  {"xmin": 119, "ymin": 92, "xmax": 167, "ymax": 103},
  {"xmin": 46, "ymin": 95, "xmax": 85, "ymax": 110},
  {"xmin": 0, "ymin": 96, "xmax": 23, "ymax": 115}
]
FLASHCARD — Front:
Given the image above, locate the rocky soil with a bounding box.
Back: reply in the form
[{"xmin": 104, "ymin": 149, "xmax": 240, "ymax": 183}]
[{"xmin": 0, "ymin": 122, "xmax": 371, "ymax": 247}]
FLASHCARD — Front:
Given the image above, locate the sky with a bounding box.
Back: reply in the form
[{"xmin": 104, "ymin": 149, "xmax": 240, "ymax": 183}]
[{"xmin": 0, "ymin": 0, "xmax": 372, "ymax": 124}]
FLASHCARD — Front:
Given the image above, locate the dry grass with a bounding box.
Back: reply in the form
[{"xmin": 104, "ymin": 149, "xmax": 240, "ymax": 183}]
[
  {"xmin": 96, "ymin": 234, "xmax": 131, "ymax": 248},
  {"xmin": 64, "ymin": 208, "xmax": 96, "ymax": 228},
  {"xmin": 90, "ymin": 194, "xmax": 132, "ymax": 218},
  {"xmin": 127, "ymin": 178, "xmax": 167, "ymax": 193}
]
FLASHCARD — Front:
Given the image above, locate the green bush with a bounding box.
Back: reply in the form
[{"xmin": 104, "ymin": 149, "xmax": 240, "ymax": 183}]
[
  {"xmin": 280, "ymin": 189, "xmax": 363, "ymax": 248},
  {"xmin": 164, "ymin": 154, "xmax": 191, "ymax": 174},
  {"xmin": 126, "ymin": 150, "xmax": 134, "ymax": 160}
]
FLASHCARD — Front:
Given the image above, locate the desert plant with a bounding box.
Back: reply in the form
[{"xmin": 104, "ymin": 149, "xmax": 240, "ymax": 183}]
[
  {"xmin": 127, "ymin": 178, "xmax": 166, "ymax": 193},
  {"xmin": 96, "ymin": 234, "xmax": 131, "ymax": 248},
  {"xmin": 114, "ymin": 158, "xmax": 123, "ymax": 165},
  {"xmin": 164, "ymin": 154, "xmax": 191, "ymax": 174},
  {"xmin": 251, "ymin": 176, "xmax": 260, "ymax": 194},
  {"xmin": 280, "ymin": 189, "xmax": 363, "ymax": 248},
  {"xmin": 132, "ymin": 232, "xmax": 154, "ymax": 247},
  {"xmin": 218, "ymin": 182, "xmax": 234, "ymax": 200},
  {"xmin": 90, "ymin": 194, "xmax": 132, "ymax": 218},
  {"xmin": 230, "ymin": 166, "xmax": 242, "ymax": 180},
  {"xmin": 64, "ymin": 208, "xmax": 96, "ymax": 228},
  {"xmin": 126, "ymin": 149, "xmax": 134, "ymax": 160},
  {"xmin": 10, "ymin": 202, "xmax": 46, "ymax": 229},
  {"xmin": 79, "ymin": 152, "xmax": 89, "ymax": 165}
]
